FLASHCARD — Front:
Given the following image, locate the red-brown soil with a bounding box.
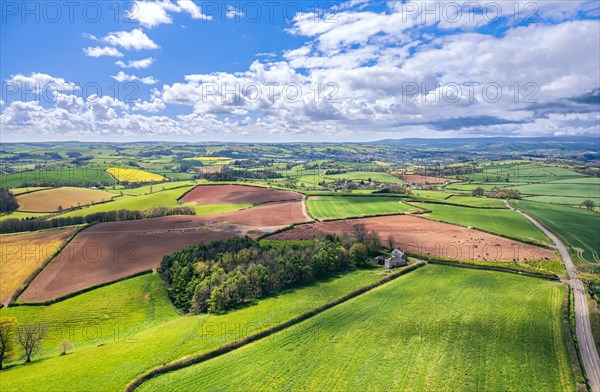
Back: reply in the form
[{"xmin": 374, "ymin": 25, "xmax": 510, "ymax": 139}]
[
  {"xmin": 20, "ymin": 200, "xmax": 309, "ymax": 302},
  {"xmin": 181, "ymin": 185, "xmax": 302, "ymax": 205},
  {"xmin": 400, "ymin": 175, "xmax": 456, "ymax": 184},
  {"xmin": 266, "ymin": 215, "xmax": 556, "ymax": 263},
  {"xmin": 195, "ymin": 201, "xmax": 308, "ymax": 233},
  {"xmin": 20, "ymin": 217, "xmax": 238, "ymax": 302}
]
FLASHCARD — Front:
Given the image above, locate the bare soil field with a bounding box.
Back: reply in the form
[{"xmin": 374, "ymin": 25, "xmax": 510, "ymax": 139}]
[
  {"xmin": 17, "ymin": 187, "xmax": 115, "ymax": 212},
  {"xmin": 180, "ymin": 185, "xmax": 303, "ymax": 205},
  {"xmin": 400, "ymin": 174, "xmax": 456, "ymax": 184},
  {"xmin": 267, "ymin": 215, "xmax": 556, "ymax": 262},
  {"xmin": 0, "ymin": 228, "xmax": 77, "ymax": 305},
  {"xmin": 20, "ymin": 217, "xmax": 237, "ymax": 302},
  {"xmin": 195, "ymin": 201, "xmax": 309, "ymax": 233},
  {"xmin": 19, "ymin": 201, "xmax": 308, "ymax": 303}
]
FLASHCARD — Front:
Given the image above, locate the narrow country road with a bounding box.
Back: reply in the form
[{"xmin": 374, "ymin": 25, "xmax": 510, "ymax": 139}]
[{"xmin": 505, "ymin": 200, "xmax": 600, "ymax": 392}]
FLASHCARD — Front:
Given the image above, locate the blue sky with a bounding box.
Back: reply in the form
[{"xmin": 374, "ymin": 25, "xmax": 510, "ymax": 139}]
[{"xmin": 1, "ymin": 0, "xmax": 599, "ymax": 142}]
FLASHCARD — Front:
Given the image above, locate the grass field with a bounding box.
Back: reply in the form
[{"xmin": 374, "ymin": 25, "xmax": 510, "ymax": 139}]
[
  {"xmin": 0, "ymin": 211, "xmax": 50, "ymax": 222},
  {"xmin": 513, "ymin": 200, "xmax": 600, "ymax": 263},
  {"xmin": 57, "ymin": 186, "xmax": 194, "ymax": 218},
  {"xmin": 0, "ymin": 269, "xmax": 384, "ymax": 391},
  {"xmin": 307, "ymin": 196, "xmax": 418, "ymax": 219},
  {"xmin": 16, "ymin": 187, "xmax": 115, "ymax": 212},
  {"xmin": 327, "ymin": 171, "xmax": 402, "ymax": 184},
  {"xmin": 105, "ymin": 181, "xmax": 195, "ymax": 196},
  {"xmin": 523, "ymin": 195, "xmax": 600, "ymax": 207},
  {"xmin": 106, "ymin": 167, "xmax": 166, "ymax": 183},
  {"xmin": 417, "ymin": 203, "xmax": 551, "ymax": 245},
  {"xmin": 0, "ymin": 272, "xmax": 176, "ymax": 354},
  {"xmin": 515, "ymin": 183, "xmax": 600, "ymax": 199},
  {"xmin": 1, "ymin": 168, "xmax": 116, "ymax": 188},
  {"xmin": 443, "ymin": 195, "xmax": 506, "ymax": 208},
  {"xmin": 139, "ymin": 265, "xmax": 573, "ymax": 392},
  {"xmin": 0, "ymin": 228, "xmax": 77, "ymax": 305},
  {"xmin": 466, "ymin": 163, "xmax": 584, "ymax": 183}
]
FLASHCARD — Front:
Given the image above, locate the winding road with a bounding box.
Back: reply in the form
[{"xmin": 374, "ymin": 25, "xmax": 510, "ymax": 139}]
[{"xmin": 505, "ymin": 200, "xmax": 600, "ymax": 392}]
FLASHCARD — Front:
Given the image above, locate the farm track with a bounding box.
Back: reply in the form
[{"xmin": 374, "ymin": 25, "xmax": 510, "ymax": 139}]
[{"xmin": 505, "ymin": 200, "xmax": 600, "ymax": 392}]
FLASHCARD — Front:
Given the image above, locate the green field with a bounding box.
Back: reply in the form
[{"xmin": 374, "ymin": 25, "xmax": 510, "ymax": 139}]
[
  {"xmin": 442, "ymin": 195, "xmax": 506, "ymax": 208},
  {"xmin": 513, "ymin": 200, "xmax": 600, "ymax": 263},
  {"xmin": 327, "ymin": 171, "xmax": 402, "ymax": 184},
  {"xmin": 466, "ymin": 163, "xmax": 584, "ymax": 183},
  {"xmin": 139, "ymin": 265, "xmax": 573, "ymax": 392},
  {"xmin": 417, "ymin": 203, "xmax": 551, "ymax": 245},
  {"xmin": 1, "ymin": 168, "xmax": 116, "ymax": 188},
  {"xmin": 0, "ymin": 272, "xmax": 175, "ymax": 356},
  {"xmin": 515, "ymin": 183, "xmax": 600, "ymax": 198},
  {"xmin": 0, "ymin": 269, "xmax": 384, "ymax": 391},
  {"xmin": 307, "ymin": 196, "xmax": 418, "ymax": 219},
  {"xmin": 524, "ymin": 195, "xmax": 600, "ymax": 207},
  {"xmin": 0, "ymin": 211, "xmax": 50, "ymax": 221}
]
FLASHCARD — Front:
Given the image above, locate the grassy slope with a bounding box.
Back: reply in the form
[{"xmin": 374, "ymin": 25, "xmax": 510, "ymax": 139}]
[
  {"xmin": 0, "ymin": 211, "xmax": 50, "ymax": 221},
  {"xmin": 417, "ymin": 202, "xmax": 551, "ymax": 245},
  {"xmin": 515, "ymin": 183, "xmax": 600, "ymax": 198},
  {"xmin": 327, "ymin": 171, "xmax": 402, "ymax": 184},
  {"xmin": 0, "ymin": 269, "xmax": 383, "ymax": 391},
  {"xmin": 513, "ymin": 200, "xmax": 600, "ymax": 263},
  {"xmin": 0, "ymin": 272, "xmax": 176, "ymax": 355},
  {"xmin": 0, "ymin": 168, "xmax": 116, "ymax": 188},
  {"xmin": 307, "ymin": 196, "xmax": 417, "ymax": 219},
  {"xmin": 140, "ymin": 265, "xmax": 573, "ymax": 392}
]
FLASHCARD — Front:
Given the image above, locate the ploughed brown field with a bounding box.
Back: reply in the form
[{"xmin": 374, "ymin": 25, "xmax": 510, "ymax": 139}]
[
  {"xmin": 20, "ymin": 217, "xmax": 238, "ymax": 302},
  {"xmin": 266, "ymin": 215, "xmax": 556, "ymax": 263},
  {"xmin": 180, "ymin": 184, "xmax": 303, "ymax": 205},
  {"xmin": 19, "ymin": 201, "xmax": 308, "ymax": 302},
  {"xmin": 400, "ymin": 174, "xmax": 456, "ymax": 184}
]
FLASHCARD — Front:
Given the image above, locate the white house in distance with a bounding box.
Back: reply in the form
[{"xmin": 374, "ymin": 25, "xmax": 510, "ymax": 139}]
[{"xmin": 385, "ymin": 249, "xmax": 408, "ymax": 269}]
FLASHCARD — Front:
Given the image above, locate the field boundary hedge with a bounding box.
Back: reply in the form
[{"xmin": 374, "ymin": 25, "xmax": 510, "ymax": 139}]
[
  {"xmin": 7, "ymin": 224, "xmax": 93, "ymax": 306},
  {"xmin": 426, "ymin": 259, "xmax": 560, "ymax": 280},
  {"xmin": 10, "ymin": 269, "xmax": 154, "ymax": 307},
  {"xmin": 412, "ymin": 199, "xmax": 506, "ymax": 209},
  {"xmin": 126, "ymin": 262, "xmax": 426, "ymax": 391}
]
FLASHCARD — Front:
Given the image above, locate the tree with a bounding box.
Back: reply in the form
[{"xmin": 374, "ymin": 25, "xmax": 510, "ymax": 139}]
[
  {"xmin": 581, "ymin": 199, "xmax": 596, "ymax": 211},
  {"xmin": 471, "ymin": 187, "xmax": 485, "ymax": 197},
  {"xmin": 0, "ymin": 188, "xmax": 18, "ymax": 213},
  {"xmin": 0, "ymin": 317, "xmax": 18, "ymax": 369},
  {"xmin": 387, "ymin": 234, "xmax": 395, "ymax": 250},
  {"xmin": 16, "ymin": 324, "xmax": 47, "ymax": 363},
  {"xmin": 349, "ymin": 243, "xmax": 368, "ymax": 267},
  {"xmin": 59, "ymin": 339, "xmax": 73, "ymax": 356},
  {"xmin": 352, "ymin": 224, "xmax": 368, "ymax": 243}
]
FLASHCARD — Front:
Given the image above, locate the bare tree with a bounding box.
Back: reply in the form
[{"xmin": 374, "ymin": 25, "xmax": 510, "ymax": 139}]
[
  {"xmin": 387, "ymin": 234, "xmax": 395, "ymax": 250},
  {"xmin": 59, "ymin": 339, "xmax": 73, "ymax": 356},
  {"xmin": 352, "ymin": 224, "xmax": 367, "ymax": 243},
  {"xmin": 16, "ymin": 324, "xmax": 47, "ymax": 363},
  {"xmin": 0, "ymin": 317, "xmax": 18, "ymax": 370}
]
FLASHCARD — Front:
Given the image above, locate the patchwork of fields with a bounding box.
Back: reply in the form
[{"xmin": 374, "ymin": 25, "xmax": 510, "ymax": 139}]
[
  {"xmin": 1, "ymin": 160, "xmax": 596, "ymax": 391},
  {"xmin": 138, "ymin": 265, "xmax": 573, "ymax": 392}
]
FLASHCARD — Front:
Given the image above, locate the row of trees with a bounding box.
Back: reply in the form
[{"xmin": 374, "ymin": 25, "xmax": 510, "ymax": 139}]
[
  {"xmin": 0, "ymin": 206, "xmax": 195, "ymax": 234},
  {"xmin": 160, "ymin": 226, "xmax": 381, "ymax": 314},
  {"xmin": 471, "ymin": 187, "xmax": 522, "ymax": 199},
  {"xmin": 0, "ymin": 318, "xmax": 68, "ymax": 369}
]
